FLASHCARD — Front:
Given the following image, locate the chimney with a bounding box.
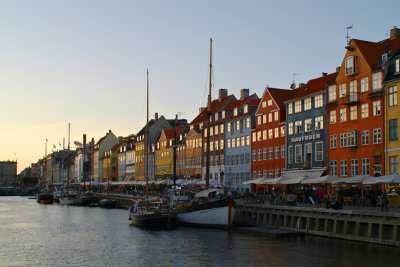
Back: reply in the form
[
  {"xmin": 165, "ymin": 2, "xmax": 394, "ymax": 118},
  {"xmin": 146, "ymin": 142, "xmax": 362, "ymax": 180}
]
[
  {"xmin": 240, "ymin": 88, "xmax": 250, "ymax": 100},
  {"xmin": 155, "ymin": 112, "xmax": 159, "ymax": 120},
  {"xmin": 336, "ymin": 66, "xmax": 341, "ymax": 72},
  {"xmin": 218, "ymin": 89, "xmax": 228, "ymax": 100},
  {"xmin": 108, "ymin": 130, "xmax": 112, "ymax": 134},
  {"xmin": 83, "ymin": 134, "xmax": 86, "ymax": 147},
  {"xmin": 390, "ymin": 26, "xmax": 400, "ymax": 40},
  {"xmin": 322, "ymin": 72, "xmax": 327, "ymax": 77},
  {"xmin": 91, "ymin": 138, "xmax": 95, "ymax": 146}
]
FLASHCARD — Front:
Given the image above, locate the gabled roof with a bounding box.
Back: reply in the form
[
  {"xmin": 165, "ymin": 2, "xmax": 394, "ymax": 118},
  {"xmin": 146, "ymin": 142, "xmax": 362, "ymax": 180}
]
[
  {"xmin": 164, "ymin": 125, "xmax": 185, "ymax": 139},
  {"xmin": 266, "ymin": 87, "xmax": 293, "ymax": 110},
  {"xmin": 287, "ymin": 72, "xmax": 338, "ymax": 101},
  {"xmin": 224, "ymin": 94, "xmax": 258, "ymax": 111},
  {"xmin": 190, "ymin": 95, "xmax": 236, "ymax": 124}
]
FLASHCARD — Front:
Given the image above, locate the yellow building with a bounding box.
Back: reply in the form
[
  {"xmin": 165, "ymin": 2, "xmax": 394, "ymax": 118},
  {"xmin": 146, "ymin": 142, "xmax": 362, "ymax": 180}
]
[
  {"xmin": 155, "ymin": 128, "xmax": 174, "ymax": 179},
  {"xmin": 184, "ymin": 128, "xmax": 202, "ymax": 179},
  {"xmin": 384, "ymin": 53, "xmax": 400, "ymax": 175}
]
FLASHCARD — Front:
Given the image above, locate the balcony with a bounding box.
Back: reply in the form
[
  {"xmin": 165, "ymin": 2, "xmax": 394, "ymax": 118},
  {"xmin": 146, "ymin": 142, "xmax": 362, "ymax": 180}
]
[
  {"xmin": 368, "ymin": 89, "xmax": 384, "ymax": 99},
  {"xmin": 326, "ymin": 100, "xmax": 338, "ymax": 108},
  {"xmin": 343, "ymin": 92, "xmax": 360, "ymax": 105}
]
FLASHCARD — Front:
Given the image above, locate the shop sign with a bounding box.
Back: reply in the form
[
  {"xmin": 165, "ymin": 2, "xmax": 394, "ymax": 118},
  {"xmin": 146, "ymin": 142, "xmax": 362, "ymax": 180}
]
[{"xmin": 291, "ymin": 133, "xmax": 321, "ymax": 143}]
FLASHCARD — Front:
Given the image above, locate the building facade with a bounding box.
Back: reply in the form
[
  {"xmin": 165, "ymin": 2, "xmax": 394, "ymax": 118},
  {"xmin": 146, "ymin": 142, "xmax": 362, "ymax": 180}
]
[{"xmin": 0, "ymin": 161, "xmax": 17, "ymax": 187}]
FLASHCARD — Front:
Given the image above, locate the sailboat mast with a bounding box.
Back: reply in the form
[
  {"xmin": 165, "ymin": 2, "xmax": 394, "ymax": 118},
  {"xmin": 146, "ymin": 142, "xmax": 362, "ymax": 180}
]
[
  {"xmin": 66, "ymin": 123, "xmax": 71, "ymax": 196},
  {"xmin": 145, "ymin": 69, "xmax": 150, "ymax": 193},
  {"xmin": 205, "ymin": 38, "xmax": 212, "ymax": 189}
]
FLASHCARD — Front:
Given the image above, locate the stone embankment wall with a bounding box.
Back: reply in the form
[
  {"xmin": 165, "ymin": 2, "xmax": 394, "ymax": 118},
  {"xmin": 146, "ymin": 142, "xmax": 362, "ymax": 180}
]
[{"xmin": 237, "ymin": 203, "xmax": 400, "ymax": 246}]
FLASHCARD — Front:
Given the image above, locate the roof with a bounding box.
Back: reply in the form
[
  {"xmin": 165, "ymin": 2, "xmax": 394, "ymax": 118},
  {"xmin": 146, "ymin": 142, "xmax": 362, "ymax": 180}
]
[
  {"xmin": 266, "ymin": 87, "xmax": 293, "ymax": 110},
  {"xmin": 286, "ymin": 72, "xmax": 338, "ymax": 102},
  {"xmin": 383, "ymin": 49, "xmax": 400, "ymax": 83},
  {"xmin": 224, "ymin": 94, "xmax": 258, "ymax": 110},
  {"xmin": 164, "ymin": 125, "xmax": 185, "ymax": 139},
  {"xmin": 190, "ymin": 95, "xmax": 236, "ymax": 124}
]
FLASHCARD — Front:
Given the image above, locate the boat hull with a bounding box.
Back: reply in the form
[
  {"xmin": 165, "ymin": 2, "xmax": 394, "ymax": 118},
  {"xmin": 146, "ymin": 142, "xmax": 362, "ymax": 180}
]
[
  {"xmin": 36, "ymin": 194, "xmax": 54, "ymax": 204},
  {"xmin": 129, "ymin": 212, "xmax": 177, "ymax": 229},
  {"xmin": 99, "ymin": 199, "xmax": 117, "ymax": 209},
  {"xmin": 177, "ymin": 205, "xmax": 236, "ymax": 228}
]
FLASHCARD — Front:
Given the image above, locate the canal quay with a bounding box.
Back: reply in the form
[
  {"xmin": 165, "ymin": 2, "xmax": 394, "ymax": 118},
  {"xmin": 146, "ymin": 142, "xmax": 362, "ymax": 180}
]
[
  {"xmin": 96, "ymin": 193, "xmax": 400, "ymax": 247},
  {"xmin": 1, "ymin": 196, "xmax": 400, "ymax": 267}
]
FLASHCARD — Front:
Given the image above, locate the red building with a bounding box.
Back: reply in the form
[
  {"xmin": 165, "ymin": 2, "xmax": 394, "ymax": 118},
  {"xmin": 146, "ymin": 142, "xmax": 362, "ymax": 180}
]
[
  {"xmin": 251, "ymin": 87, "xmax": 292, "ymax": 186},
  {"xmin": 327, "ymin": 27, "xmax": 400, "ymax": 177}
]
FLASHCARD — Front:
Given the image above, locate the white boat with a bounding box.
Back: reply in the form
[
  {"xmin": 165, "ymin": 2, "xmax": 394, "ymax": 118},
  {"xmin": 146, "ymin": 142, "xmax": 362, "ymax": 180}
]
[{"xmin": 173, "ymin": 188, "xmax": 236, "ymax": 228}]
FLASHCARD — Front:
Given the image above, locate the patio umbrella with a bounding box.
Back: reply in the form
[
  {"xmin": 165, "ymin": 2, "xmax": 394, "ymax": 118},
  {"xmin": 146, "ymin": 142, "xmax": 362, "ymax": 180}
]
[{"xmin": 363, "ymin": 174, "xmax": 400, "ymax": 185}]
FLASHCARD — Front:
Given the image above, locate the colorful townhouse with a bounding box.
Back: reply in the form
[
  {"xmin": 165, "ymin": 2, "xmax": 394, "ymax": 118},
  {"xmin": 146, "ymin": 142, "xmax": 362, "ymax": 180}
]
[
  {"xmin": 184, "ymin": 126, "xmax": 202, "ymax": 179},
  {"xmin": 224, "ymin": 89, "xmax": 259, "ymax": 193},
  {"xmin": 101, "ymin": 143, "xmax": 121, "ymax": 182},
  {"xmin": 91, "ymin": 130, "xmax": 119, "ymax": 182},
  {"xmin": 189, "ymin": 89, "xmax": 236, "ymax": 182},
  {"xmin": 176, "ymin": 132, "xmax": 186, "ymax": 178},
  {"xmin": 154, "ymin": 125, "xmax": 185, "ymax": 180},
  {"xmin": 383, "ymin": 49, "xmax": 400, "ymax": 175},
  {"xmin": 285, "ymin": 72, "xmax": 337, "ymax": 178},
  {"xmin": 251, "ymin": 87, "xmax": 291, "ymax": 185},
  {"xmin": 327, "ymin": 27, "xmax": 400, "ymax": 178}
]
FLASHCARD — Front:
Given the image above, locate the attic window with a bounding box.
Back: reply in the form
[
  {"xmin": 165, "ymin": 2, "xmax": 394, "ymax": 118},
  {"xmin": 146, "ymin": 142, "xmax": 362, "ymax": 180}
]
[
  {"xmin": 346, "ymin": 56, "xmax": 357, "ymax": 75},
  {"xmin": 222, "ymin": 110, "xmax": 225, "ymax": 119},
  {"xmin": 396, "ymin": 59, "xmax": 400, "ymax": 73},
  {"xmin": 234, "ymin": 108, "xmax": 238, "ymax": 116},
  {"xmin": 244, "ymin": 105, "xmax": 248, "ymax": 113},
  {"xmin": 267, "ymin": 100, "xmax": 272, "ymax": 106}
]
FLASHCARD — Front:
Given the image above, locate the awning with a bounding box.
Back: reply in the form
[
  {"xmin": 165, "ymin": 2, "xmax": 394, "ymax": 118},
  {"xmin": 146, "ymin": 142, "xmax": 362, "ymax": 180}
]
[
  {"xmin": 283, "ymin": 169, "xmax": 326, "ymax": 179},
  {"xmin": 301, "ymin": 176, "xmax": 340, "ymax": 184},
  {"xmin": 242, "ymin": 177, "xmax": 267, "ymax": 185},
  {"xmin": 332, "ymin": 175, "xmax": 373, "ymax": 184},
  {"xmin": 362, "ymin": 174, "xmax": 400, "ymax": 185},
  {"xmin": 259, "ymin": 177, "xmax": 283, "ymax": 185}
]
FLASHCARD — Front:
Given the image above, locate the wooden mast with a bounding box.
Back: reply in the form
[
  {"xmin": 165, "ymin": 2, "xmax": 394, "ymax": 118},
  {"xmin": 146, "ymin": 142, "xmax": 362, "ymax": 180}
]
[
  {"xmin": 205, "ymin": 38, "xmax": 212, "ymax": 189},
  {"xmin": 145, "ymin": 69, "xmax": 150, "ymax": 194}
]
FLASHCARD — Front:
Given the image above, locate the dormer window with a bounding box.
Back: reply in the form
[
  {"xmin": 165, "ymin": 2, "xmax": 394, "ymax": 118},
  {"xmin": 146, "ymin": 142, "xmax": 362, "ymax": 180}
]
[
  {"xmin": 234, "ymin": 108, "xmax": 238, "ymax": 116},
  {"xmin": 214, "ymin": 113, "xmax": 218, "ymax": 121},
  {"xmin": 396, "ymin": 59, "xmax": 400, "ymax": 73},
  {"xmin": 244, "ymin": 105, "xmax": 248, "ymax": 113},
  {"xmin": 346, "ymin": 56, "xmax": 357, "ymax": 75},
  {"xmin": 222, "ymin": 110, "xmax": 225, "ymax": 119}
]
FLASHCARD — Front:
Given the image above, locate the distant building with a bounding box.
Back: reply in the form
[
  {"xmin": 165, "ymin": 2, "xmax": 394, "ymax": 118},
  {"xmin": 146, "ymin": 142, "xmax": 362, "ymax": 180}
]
[{"xmin": 0, "ymin": 161, "xmax": 17, "ymax": 187}]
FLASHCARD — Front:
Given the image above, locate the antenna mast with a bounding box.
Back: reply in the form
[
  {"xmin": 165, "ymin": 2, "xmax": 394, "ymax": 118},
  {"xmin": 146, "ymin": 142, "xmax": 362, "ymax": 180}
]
[
  {"xmin": 145, "ymin": 69, "xmax": 150, "ymax": 193},
  {"xmin": 346, "ymin": 25, "xmax": 353, "ymax": 49},
  {"xmin": 205, "ymin": 38, "xmax": 212, "ymax": 189}
]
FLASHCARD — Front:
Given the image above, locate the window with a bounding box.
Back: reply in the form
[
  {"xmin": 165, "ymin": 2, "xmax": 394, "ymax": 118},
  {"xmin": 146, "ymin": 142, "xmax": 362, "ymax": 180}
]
[
  {"xmin": 288, "ymin": 146, "xmax": 293, "ymax": 164},
  {"xmin": 295, "ymin": 100, "xmax": 302, "ymax": 113},
  {"xmin": 304, "ymin": 98, "xmax": 311, "ymax": 110},
  {"xmin": 351, "ymin": 159, "xmax": 358, "ymax": 176},
  {"xmin": 314, "ymin": 95, "xmax": 323, "ymax": 108},
  {"xmin": 274, "ymin": 127, "xmax": 279, "ymax": 138},
  {"xmin": 245, "ymin": 153, "xmax": 250, "ymax": 164},
  {"xmin": 361, "ymin": 130, "xmax": 369, "ymax": 145},
  {"xmin": 274, "ymin": 111, "xmax": 279, "ymax": 121},
  {"xmin": 340, "ymin": 133, "xmax": 347, "ymax": 147},
  {"xmin": 246, "ymin": 136, "xmax": 250, "ymax": 145},
  {"xmin": 396, "ymin": 59, "xmax": 400, "ymax": 73},
  {"xmin": 389, "ymin": 119, "xmax": 398, "ymax": 142},
  {"xmin": 262, "ymin": 130, "xmax": 267, "ymax": 140},
  {"xmin": 295, "ymin": 120, "xmax": 302, "ymax": 134},
  {"xmin": 339, "ymin": 83, "xmax": 346, "ymax": 98},
  {"xmin": 330, "ymin": 160, "xmax": 337, "ymax": 176},
  {"xmin": 388, "ymin": 86, "xmax": 398, "ymax": 107},
  {"xmin": 288, "ymin": 122, "xmax": 294, "ymax": 135},
  {"xmin": 349, "ymin": 80, "xmax": 358, "ymax": 102},
  {"xmin": 268, "ymin": 129, "xmax": 273, "ymax": 139},
  {"xmin": 295, "ymin": 144, "xmax": 302, "ymax": 163},
  {"xmin": 287, "ymin": 103, "xmax": 293, "ymax": 114},
  {"xmin": 389, "ymin": 156, "xmax": 399, "ymax": 175},
  {"xmin": 262, "ymin": 101, "xmax": 266, "ymax": 108},
  {"xmin": 315, "ymin": 116, "xmax": 323, "ymax": 130},
  {"xmin": 231, "ymin": 138, "xmax": 236, "ymax": 148},
  {"xmin": 257, "ymin": 149, "xmax": 262, "ymax": 161},
  {"xmin": 214, "ymin": 125, "xmax": 219, "ymax": 135},
  {"xmin": 330, "ymin": 134, "xmax": 337, "ymax": 148},
  {"xmin": 372, "ymin": 72, "xmax": 382, "ymax": 91},
  {"xmin": 340, "ymin": 108, "xmax": 347, "ymax": 122},
  {"xmin": 362, "ymin": 158, "xmax": 370, "ymax": 175},
  {"xmin": 350, "ymin": 106, "xmax": 357, "ymax": 120},
  {"xmin": 241, "ymin": 136, "xmax": 245, "ymax": 147},
  {"xmin": 281, "ymin": 145, "xmax": 286, "ymax": 158},
  {"xmin": 263, "ymin": 148, "xmax": 267, "ymax": 160},
  {"xmin": 348, "ymin": 131, "xmax": 358, "ymax": 147},
  {"xmin": 252, "ymin": 132, "xmax": 256, "ymax": 143},
  {"xmin": 275, "ymin": 146, "xmax": 279, "ymax": 159},
  {"xmin": 227, "ymin": 122, "xmax": 231, "ymax": 133},
  {"xmin": 268, "ymin": 147, "xmax": 273, "ymax": 160},
  {"xmin": 246, "ymin": 118, "xmax": 250, "ymax": 128},
  {"xmin": 315, "ymin": 142, "xmax": 323, "ymax": 161},
  {"xmin": 340, "ymin": 160, "xmax": 348, "ymax": 176},
  {"xmin": 268, "ymin": 99, "xmax": 272, "ymax": 106},
  {"xmin": 328, "ymin": 85, "xmax": 336, "ymax": 102},
  {"xmin": 257, "ymin": 131, "xmax": 261, "ymax": 142},
  {"xmin": 372, "ymin": 101, "xmax": 381, "ymax": 116},
  {"xmin": 257, "ymin": 116, "xmax": 261, "ymax": 125},
  {"xmin": 361, "ymin": 103, "xmax": 369, "ymax": 118},
  {"xmin": 268, "ymin": 113, "xmax": 272, "ymax": 122},
  {"xmin": 346, "ymin": 56, "xmax": 356, "ymax": 75},
  {"xmin": 281, "ymin": 126, "xmax": 285, "ymax": 137},
  {"xmin": 360, "ymin": 77, "xmax": 368, "ymax": 93},
  {"xmin": 330, "ymin": 110, "xmax": 336, "ymax": 124},
  {"xmin": 373, "ymin": 128, "xmax": 382, "ymax": 144},
  {"xmin": 274, "ymin": 169, "xmax": 280, "ymax": 178},
  {"xmin": 305, "ymin": 118, "xmax": 312, "ymax": 132}
]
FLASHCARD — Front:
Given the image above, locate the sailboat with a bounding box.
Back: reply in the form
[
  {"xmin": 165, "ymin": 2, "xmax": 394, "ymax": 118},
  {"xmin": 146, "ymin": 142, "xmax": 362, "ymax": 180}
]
[
  {"xmin": 60, "ymin": 123, "xmax": 83, "ymax": 206},
  {"xmin": 172, "ymin": 38, "xmax": 236, "ymax": 228},
  {"xmin": 128, "ymin": 69, "xmax": 177, "ymax": 229}
]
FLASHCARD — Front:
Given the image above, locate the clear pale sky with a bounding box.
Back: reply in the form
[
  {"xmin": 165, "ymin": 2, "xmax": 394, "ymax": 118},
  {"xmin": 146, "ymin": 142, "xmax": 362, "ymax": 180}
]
[{"xmin": 1, "ymin": 0, "xmax": 399, "ymax": 173}]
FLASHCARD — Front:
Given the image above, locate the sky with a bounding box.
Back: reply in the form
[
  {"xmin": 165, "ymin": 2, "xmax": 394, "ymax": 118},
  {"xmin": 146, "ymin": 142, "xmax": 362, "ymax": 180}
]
[{"xmin": 1, "ymin": 0, "xmax": 399, "ymax": 173}]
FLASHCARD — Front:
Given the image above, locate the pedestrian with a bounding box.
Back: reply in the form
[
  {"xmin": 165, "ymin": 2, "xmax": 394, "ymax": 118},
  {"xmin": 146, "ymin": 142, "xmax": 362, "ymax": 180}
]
[{"xmin": 380, "ymin": 191, "xmax": 389, "ymax": 212}]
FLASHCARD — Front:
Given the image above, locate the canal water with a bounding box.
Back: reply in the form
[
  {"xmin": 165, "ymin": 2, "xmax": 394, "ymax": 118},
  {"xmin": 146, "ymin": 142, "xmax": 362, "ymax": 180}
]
[{"xmin": 0, "ymin": 196, "xmax": 398, "ymax": 267}]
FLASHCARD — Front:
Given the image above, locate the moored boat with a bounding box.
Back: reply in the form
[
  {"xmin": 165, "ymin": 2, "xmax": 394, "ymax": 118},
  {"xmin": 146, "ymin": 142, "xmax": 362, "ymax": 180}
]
[
  {"xmin": 36, "ymin": 193, "xmax": 54, "ymax": 204},
  {"xmin": 128, "ymin": 198, "xmax": 176, "ymax": 229},
  {"xmin": 99, "ymin": 198, "xmax": 117, "ymax": 209}
]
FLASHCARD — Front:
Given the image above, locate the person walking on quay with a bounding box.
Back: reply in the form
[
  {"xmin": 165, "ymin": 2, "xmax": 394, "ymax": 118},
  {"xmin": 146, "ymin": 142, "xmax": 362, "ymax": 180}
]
[{"xmin": 380, "ymin": 191, "xmax": 389, "ymax": 212}]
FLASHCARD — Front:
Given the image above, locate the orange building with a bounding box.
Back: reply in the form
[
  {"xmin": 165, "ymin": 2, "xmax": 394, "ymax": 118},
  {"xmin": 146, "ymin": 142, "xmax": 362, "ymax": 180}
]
[{"xmin": 327, "ymin": 27, "xmax": 400, "ymax": 177}]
